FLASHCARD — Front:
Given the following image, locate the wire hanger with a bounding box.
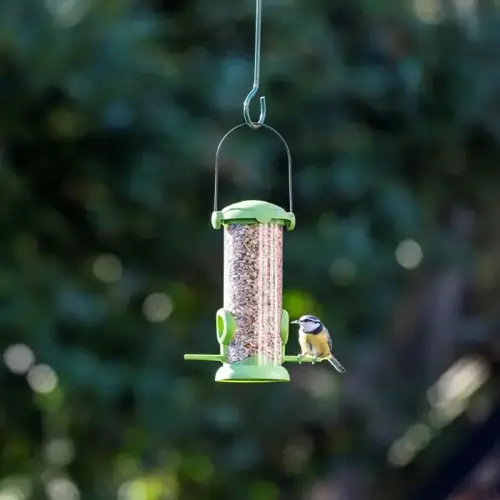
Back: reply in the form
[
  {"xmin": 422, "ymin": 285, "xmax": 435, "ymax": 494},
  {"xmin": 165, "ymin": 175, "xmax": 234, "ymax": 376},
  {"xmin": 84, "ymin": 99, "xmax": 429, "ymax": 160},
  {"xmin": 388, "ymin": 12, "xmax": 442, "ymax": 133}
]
[
  {"xmin": 212, "ymin": 0, "xmax": 293, "ymax": 214},
  {"xmin": 243, "ymin": 0, "xmax": 266, "ymax": 129}
]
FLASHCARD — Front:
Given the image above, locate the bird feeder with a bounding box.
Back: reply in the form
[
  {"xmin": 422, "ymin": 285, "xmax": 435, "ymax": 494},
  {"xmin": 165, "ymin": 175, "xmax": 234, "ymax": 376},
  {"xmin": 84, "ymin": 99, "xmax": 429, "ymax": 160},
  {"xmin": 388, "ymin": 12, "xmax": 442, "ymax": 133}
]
[
  {"xmin": 184, "ymin": 124, "xmax": 316, "ymax": 382},
  {"xmin": 186, "ymin": 199, "xmax": 295, "ymax": 382}
]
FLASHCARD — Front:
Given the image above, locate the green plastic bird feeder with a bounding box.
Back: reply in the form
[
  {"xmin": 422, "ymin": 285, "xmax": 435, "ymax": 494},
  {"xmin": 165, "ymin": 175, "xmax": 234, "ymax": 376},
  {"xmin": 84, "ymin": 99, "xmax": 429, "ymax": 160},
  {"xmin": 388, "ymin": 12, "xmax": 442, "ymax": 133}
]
[{"xmin": 184, "ymin": 123, "xmax": 317, "ymax": 382}]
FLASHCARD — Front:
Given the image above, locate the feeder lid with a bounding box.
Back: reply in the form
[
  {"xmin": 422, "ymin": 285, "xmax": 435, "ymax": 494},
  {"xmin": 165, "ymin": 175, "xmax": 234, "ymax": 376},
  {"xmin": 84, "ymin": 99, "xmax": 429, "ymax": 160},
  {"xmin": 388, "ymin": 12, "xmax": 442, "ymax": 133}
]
[{"xmin": 211, "ymin": 200, "xmax": 295, "ymax": 230}]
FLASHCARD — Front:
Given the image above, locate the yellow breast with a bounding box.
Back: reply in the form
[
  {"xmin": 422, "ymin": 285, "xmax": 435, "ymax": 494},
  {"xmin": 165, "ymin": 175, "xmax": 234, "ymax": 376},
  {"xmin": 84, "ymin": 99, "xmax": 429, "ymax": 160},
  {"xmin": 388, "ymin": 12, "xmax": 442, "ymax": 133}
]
[{"xmin": 304, "ymin": 332, "xmax": 330, "ymax": 357}]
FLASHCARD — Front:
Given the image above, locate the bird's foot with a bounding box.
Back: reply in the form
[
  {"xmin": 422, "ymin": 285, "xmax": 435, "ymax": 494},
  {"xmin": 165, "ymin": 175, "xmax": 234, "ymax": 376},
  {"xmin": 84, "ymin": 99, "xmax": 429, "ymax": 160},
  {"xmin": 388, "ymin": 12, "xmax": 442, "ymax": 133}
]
[
  {"xmin": 312, "ymin": 355, "xmax": 318, "ymax": 365},
  {"xmin": 297, "ymin": 354, "xmax": 304, "ymax": 364}
]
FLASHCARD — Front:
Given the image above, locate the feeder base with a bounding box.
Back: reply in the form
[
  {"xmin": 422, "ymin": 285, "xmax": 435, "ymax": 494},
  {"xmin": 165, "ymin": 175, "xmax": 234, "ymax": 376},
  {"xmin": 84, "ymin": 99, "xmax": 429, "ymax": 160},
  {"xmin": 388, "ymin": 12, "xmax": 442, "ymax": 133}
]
[{"xmin": 215, "ymin": 363, "xmax": 290, "ymax": 383}]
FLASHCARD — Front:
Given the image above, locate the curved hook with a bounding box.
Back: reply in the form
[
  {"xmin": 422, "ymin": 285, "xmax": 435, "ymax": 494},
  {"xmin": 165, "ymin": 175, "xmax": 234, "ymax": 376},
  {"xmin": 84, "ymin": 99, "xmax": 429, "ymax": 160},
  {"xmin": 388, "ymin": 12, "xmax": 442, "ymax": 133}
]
[
  {"xmin": 243, "ymin": 90, "xmax": 266, "ymax": 129},
  {"xmin": 243, "ymin": 0, "xmax": 266, "ymax": 129}
]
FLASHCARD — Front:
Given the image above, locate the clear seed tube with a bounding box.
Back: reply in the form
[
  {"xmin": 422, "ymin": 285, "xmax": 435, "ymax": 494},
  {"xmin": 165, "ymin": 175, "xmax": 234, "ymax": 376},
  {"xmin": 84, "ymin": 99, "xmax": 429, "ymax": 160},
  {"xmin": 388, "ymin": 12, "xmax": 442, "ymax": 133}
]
[{"xmin": 223, "ymin": 223, "xmax": 283, "ymax": 364}]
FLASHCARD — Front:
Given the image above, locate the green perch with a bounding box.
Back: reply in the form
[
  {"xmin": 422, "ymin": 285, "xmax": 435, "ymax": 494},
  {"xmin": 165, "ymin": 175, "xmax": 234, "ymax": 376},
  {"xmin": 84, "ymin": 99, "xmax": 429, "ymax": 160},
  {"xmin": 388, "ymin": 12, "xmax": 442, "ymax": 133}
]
[
  {"xmin": 184, "ymin": 354, "xmax": 323, "ymax": 364},
  {"xmin": 183, "ymin": 353, "xmax": 324, "ymax": 384}
]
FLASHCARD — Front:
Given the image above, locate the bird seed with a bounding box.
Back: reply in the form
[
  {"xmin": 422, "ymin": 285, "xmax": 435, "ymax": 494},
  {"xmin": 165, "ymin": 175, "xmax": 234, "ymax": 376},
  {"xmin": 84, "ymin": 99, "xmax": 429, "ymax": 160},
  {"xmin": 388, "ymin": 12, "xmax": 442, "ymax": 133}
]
[{"xmin": 223, "ymin": 223, "xmax": 283, "ymax": 364}]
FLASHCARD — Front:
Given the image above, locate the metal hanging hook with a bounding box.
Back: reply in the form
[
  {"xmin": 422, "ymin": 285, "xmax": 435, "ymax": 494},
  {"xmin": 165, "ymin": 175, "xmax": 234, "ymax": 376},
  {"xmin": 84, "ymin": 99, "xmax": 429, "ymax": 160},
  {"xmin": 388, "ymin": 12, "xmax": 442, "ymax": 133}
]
[{"xmin": 243, "ymin": 0, "xmax": 266, "ymax": 129}]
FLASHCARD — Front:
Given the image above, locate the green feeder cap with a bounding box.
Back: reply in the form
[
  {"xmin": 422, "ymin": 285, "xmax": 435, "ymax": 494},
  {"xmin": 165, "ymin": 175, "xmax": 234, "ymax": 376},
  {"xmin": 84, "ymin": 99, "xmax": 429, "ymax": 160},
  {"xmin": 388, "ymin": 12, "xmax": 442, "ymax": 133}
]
[{"xmin": 211, "ymin": 200, "xmax": 295, "ymax": 230}]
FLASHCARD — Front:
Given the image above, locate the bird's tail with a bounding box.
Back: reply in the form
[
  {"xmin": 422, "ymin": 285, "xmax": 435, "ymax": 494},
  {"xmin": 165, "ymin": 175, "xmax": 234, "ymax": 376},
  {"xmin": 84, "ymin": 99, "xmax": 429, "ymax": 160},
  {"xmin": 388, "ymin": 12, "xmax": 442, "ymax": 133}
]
[{"xmin": 327, "ymin": 355, "xmax": 346, "ymax": 373}]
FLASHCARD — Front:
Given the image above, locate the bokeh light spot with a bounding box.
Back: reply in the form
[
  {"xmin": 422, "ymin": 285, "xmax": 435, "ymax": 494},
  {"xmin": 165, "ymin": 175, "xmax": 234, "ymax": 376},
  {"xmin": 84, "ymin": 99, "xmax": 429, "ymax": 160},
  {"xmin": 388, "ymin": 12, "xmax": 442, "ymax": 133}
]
[
  {"xmin": 0, "ymin": 489, "xmax": 24, "ymax": 500},
  {"xmin": 93, "ymin": 254, "xmax": 123, "ymax": 284},
  {"xmin": 395, "ymin": 239, "xmax": 423, "ymax": 270},
  {"xmin": 408, "ymin": 423, "xmax": 431, "ymax": 442},
  {"xmin": 45, "ymin": 478, "xmax": 79, "ymax": 500},
  {"xmin": 45, "ymin": 439, "xmax": 75, "ymax": 467},
  {"xmin": 142, "ymin": 293, "xmax": 173, "ymax": 322},
  {"xmin": 413, "ymin": 0, "xmax": 443, "ymax": 23},
  {"xmin": 27, "ymin": 365, "xmax": 58, "ymax": 394},
  {"xmin": 117, "ymin": 477, "xmax": 178, "ymax": 500},
  {"xmin": 3, "ymin": 345, "xmax": 35, "ymax": 374},
  {"xmin": 387, "ymin": 439, "xmax": 414, "ymax": 467},
  {"xmin": 45, "ymin": 0, "xmax": 90, "ymax": 27},
  {"xmin": 0, "ymin": 478, "xmax": 32, "ymax": 500},
  {"xmin": 118, "ymin": 481, "xmax": 142, "ymax": 500}
]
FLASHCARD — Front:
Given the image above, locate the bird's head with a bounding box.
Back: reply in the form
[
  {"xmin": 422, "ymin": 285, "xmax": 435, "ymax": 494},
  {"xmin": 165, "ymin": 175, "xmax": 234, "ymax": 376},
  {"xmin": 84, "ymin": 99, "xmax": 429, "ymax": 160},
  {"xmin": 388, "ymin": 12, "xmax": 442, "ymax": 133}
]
[{"xmin": 291, "ymin": 315, "xmax": 323, "ymax": 333}]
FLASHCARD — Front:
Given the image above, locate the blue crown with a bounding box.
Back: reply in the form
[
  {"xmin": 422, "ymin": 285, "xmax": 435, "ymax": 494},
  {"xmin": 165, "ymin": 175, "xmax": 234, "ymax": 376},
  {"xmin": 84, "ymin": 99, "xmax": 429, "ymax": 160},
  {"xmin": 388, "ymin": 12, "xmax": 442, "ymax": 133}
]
[{"xmin": 299, "ymin": 315, "xmax": 321, "ymax": 323}]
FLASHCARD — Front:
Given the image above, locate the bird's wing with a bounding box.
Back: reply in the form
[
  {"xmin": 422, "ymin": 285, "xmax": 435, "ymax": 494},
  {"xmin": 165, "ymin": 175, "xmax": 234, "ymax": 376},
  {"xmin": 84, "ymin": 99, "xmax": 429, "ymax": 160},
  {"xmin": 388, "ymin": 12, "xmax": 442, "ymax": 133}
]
[{"xmin": 324, "ymin": 327, "xmax": 333, "ymax": 352}]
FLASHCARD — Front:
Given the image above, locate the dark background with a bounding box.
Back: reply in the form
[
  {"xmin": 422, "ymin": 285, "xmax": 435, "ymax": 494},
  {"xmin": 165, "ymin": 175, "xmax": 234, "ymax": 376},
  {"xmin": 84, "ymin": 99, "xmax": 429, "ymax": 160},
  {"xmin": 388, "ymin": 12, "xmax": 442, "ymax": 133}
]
[{"xmin": 1, "ymin": 0, "xmax": 499, "ymax": 499}]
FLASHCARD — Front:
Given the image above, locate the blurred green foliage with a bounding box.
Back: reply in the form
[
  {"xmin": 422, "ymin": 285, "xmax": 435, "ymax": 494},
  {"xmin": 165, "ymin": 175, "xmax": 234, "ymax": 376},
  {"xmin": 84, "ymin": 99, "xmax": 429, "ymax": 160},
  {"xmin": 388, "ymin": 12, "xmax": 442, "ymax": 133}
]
[{"xmin": 1, "ymin": 0, "xmax": 500, "ymax": 499}]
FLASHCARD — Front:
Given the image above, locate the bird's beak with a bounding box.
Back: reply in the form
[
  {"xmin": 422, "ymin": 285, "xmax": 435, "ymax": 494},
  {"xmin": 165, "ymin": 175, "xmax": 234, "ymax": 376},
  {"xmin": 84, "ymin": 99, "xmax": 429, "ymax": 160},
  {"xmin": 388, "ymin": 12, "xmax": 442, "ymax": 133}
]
[{"xmin": 291, "ymin": 320, "xmax": 299, "ymax": 324}]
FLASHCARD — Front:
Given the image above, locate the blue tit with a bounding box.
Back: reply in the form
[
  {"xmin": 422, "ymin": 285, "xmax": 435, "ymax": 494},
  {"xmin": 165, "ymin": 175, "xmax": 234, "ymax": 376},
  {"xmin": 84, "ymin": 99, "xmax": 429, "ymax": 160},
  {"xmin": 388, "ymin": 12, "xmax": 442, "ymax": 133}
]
[{"xmin": 291, "ymin": 315, "xmax": 346, "ymax": 373}]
